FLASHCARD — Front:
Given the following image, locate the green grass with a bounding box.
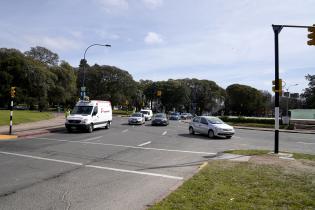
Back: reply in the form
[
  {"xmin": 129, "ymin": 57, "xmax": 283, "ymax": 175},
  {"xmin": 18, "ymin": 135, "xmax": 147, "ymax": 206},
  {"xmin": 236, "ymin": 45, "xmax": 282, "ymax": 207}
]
[
  {"xmin": 0, "ymin": 110, "xmax": 53, "ymax": 126},
  {"xmin": 149, "ymin": 160, "xmax": 315, "ymax": 210},
  {"xmin": 112, "ymin": 110, "xmax": 134, "ymax": 116},
  {"xmin": 293, "ymin": 153, "xmax": 315, "ymax": 161}
]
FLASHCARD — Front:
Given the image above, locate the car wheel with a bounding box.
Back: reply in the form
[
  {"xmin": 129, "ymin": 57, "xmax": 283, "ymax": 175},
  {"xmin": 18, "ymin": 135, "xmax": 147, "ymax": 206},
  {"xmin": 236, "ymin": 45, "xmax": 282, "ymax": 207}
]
[
  {"xmin": 189, "ymin": 127, "xmax": 195, "ymax": 135},
  {"xmin": 87, "ymin": 124, "xmax": 93, "ymax": 133},
  {"xmin": 208, "ymin": 130, "xmax": 214, "ymax": 138},
  {"xmin": 226, "ymin": 136, "xmax": 232, "ymax": 139},
  {"xmin": 105, "ymin": 121, "xmax": 110, "ymax": 129}
]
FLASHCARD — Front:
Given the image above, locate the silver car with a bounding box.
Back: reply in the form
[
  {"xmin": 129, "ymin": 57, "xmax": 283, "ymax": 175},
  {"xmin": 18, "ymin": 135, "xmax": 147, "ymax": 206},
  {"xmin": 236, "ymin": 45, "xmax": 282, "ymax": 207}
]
[
  {"xmin": 128, "ymin": 113, "xmax": 145, "ymax": 125},
  {"xmin": 189, "ymin": 116, "xmax": 235, "ymax": 139}
]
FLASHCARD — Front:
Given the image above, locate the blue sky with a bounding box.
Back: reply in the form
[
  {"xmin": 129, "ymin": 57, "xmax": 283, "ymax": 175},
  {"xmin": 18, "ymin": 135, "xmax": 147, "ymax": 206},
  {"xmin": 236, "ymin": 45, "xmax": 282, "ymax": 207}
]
[{"xmin": 1, "ymin": 0, "xmax": 314, "ymax": 94}]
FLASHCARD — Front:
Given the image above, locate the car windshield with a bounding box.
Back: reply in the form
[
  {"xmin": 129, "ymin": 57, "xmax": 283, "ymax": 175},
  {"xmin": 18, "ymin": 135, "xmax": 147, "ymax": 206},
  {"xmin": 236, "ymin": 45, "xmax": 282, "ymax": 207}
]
[
  {"xmin": 132, "ymin": 113, "xmax": 142, "ymax": 117},
  {"xmin": 155, "ymin": 114, "xmax": 165, "ymax": 118},
  {"xmin": 171, "ymin": 113, "xmax": 179, "ymax": 116},
  {"xmin": 140, "ymin": 111, "xmax": 149, "ymax": 115},
  {"xmin": 206, "ymin": 117, "xmax": 224, "ymax": 124},
  {"xmin": 71, "ymin": 106, "xmax": 93, "ymax": 115}
]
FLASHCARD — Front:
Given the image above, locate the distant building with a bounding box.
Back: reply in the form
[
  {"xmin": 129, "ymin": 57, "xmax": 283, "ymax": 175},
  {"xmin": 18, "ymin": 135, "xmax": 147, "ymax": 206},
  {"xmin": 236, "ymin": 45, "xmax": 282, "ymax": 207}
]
[{"xmin": 289, "ymin": 109, "xmax": 315, "ymax": 120}]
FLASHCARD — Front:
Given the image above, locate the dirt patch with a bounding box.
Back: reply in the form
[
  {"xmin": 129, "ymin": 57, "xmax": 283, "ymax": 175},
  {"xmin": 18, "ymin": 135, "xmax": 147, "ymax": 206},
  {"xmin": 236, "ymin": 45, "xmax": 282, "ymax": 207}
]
[{"xmin": 249, "ymin": 155, "xmax": 315, "ymax": 174}]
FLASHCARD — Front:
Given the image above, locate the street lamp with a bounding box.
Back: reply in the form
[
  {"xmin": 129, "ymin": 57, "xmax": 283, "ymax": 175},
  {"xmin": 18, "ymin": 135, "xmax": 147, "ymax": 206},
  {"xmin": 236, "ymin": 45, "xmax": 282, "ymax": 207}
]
[
  {"xmin": 285, "ymin": 83, "xmax": 298, "ymax": 116},
  {"xmin": 81, "ymin": 43, "xmax": 111, "ymax": 99}
]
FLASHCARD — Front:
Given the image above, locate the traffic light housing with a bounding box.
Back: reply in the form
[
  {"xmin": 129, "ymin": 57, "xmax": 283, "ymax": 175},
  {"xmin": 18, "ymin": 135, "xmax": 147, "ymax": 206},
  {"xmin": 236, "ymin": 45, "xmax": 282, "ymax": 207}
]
[
  {"xmin": 10, "ymin": 87, "xmax": 16, "ymax": 98},
  {"xmin": 307, "ymin": 24, "xmax": 315, "ymax": 46},
  {"xmin": 272, "ymin": 79, "xmax": 282, "ymax": 95}
]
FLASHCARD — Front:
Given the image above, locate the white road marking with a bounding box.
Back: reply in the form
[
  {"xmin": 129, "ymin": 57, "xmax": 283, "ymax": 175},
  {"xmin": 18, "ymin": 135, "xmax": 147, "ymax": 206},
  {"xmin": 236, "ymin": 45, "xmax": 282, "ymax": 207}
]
[
  {"xmin": 36, "ymin": 138, "xmax": 216, "ymax": 155},
  {"xmin": 0, "ymin": 151, "xmax": 183, "ymax": 180},
  {"xmin": 162, "ymin": 131, "xmax": 167, "ymax": 136},
  {"xmin": 122, "ymin": 129, "xmax": 128, "ymax": 133},
  {"xmin": 297, "ymin": 142, "xmax": 315, "ymax": 145},
  {"xmin": 0, "ymin": 151, "xmax": 82, "ymax": 166},
  {"xmin": 138, "ymin": 141, "xmax": 151, "ymax": 147},
  {"xmin": 79, "ymin": 136, "xmax": 103, "ymax": 142}
]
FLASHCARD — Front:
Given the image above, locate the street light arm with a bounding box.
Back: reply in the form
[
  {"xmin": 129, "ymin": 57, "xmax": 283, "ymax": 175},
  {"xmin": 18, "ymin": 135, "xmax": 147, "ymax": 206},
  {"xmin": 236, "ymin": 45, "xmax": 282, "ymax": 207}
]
[{"xmin": 83, "ymin": 43, "xmax": 111, "ymax": 60}]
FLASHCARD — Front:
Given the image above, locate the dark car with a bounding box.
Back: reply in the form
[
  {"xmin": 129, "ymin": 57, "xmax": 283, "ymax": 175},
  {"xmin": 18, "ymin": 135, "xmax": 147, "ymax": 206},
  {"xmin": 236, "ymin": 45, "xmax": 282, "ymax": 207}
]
[
  {"xmin": 151, "ymin": 113, "xmax": 169, "ymax": 126},
  {"xmin": 169, "ymin": 112, "xmax": 180, "ymax": 120}
]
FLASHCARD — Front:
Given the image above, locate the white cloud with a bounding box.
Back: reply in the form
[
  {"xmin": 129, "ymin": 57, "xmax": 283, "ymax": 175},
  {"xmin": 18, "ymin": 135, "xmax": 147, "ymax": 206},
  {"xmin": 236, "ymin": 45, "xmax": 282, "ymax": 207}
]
[
  {"xmin": 96, "ymin": 0, "xmax": 129, "ymax": 13},
  {"xmin": 144, "ymin": 32, "xmax": 163, "ymax": 45},
  {"xmin": 25, "ymin": 36, "xmax": 80, "ymax": 52},
  {"xmin": 142, "ymin": 0, "xmax": 163, "ymax": 9}
]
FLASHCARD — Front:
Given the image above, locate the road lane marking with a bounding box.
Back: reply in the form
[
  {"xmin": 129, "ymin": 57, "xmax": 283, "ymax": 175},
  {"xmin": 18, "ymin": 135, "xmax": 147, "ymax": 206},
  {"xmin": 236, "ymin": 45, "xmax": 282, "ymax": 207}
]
[
  {"xmin": 35, "ymin": 138, "xmax": 216, "ymax": 155},
  {"xmin": 79, "ymin": 136, "xmax": 103, "ymax": 142},
  {"xmin": 162, "ymin": 131, "xmax": 167, "ymax": 136},
  {"xmin": 0, "ymin": 151, "xmax": 83, "ymax": 166},
  {"xmin": 138, "ymin": 141, "xmax": 151, "ymax": 147},
  {"xmin": 0, "ymin": 151, "xmax": 183, "ymax": 180},
  {"xmin": 122, "ymin": 129, "xmax": 128, "ymax": 133},
  {"xmin": 297, "ymin": 142, "xmax": 315, "ymax": 145},
  {"xmin": 85, "ymin": 165, "xmax": 183, "ymax": 180}
]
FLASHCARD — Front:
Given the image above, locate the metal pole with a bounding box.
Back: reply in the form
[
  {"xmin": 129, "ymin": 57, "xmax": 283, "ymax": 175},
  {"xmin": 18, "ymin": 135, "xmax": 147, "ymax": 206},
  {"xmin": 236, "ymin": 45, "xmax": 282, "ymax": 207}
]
[
  {"xmin": 9, "ymin": 100, "xmax": 13, "ymax": 135},
  {"xmin": 81, "ymin": 44, "xmax": 111, "ymax": 99},
  {"xmin": 272, "ymin": 25, "xmax": 282, "ymax": 154}
]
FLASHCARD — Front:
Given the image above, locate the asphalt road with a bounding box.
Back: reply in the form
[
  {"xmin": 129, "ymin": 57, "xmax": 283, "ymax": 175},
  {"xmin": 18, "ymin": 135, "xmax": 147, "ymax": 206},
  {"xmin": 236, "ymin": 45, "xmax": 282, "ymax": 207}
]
[{"xmin": 0, "ymin": 117, "xmax": 314, "ymax": 210}]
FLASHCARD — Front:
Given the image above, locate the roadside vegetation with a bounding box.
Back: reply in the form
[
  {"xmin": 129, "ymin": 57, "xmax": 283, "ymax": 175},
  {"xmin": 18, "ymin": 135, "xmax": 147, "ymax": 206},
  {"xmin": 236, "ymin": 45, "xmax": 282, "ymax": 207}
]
[
  {"xmin": 0, "ymin": 110, "xmax": 53, "ymax": 126},
  {"xmin": 1, "ymin": 47, "xmax": 314, "ymax": 117},
  {"xmin": 150, "ymin": 152, "xmax": 315, "ymax": 210}
]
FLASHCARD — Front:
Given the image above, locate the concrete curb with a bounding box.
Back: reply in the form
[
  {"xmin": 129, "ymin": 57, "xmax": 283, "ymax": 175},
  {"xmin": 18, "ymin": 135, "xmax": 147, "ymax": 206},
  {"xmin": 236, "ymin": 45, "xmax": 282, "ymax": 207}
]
[{"xmin": 234, "ymin": 126, "xmax": 315, "ymax": 134}]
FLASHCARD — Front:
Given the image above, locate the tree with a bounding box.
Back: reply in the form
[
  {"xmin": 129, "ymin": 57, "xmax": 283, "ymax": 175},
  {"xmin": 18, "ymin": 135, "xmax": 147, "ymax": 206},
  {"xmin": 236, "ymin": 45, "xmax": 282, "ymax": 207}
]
[
  {"xmin": 225, "ymin": 84, "xmax": 267, "ymax": 116},
  {"xmin": 301, "ymin": 74, "xmax": 315, "ymax": 108},
  {"xmin": 80, "ymin": 64, "xmax": 138, "ymax": 106},
  {"xmin": 24, "ymin": 46, "xmax": 59, "ymax": 66}
]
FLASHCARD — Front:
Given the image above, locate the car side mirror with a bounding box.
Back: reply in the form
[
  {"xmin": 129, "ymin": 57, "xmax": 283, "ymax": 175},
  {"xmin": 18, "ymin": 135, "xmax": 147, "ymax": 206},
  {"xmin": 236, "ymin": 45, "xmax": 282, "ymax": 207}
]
[{"xmin": 92, "ymin": 111, "xmax": 97, "ymax": 116}]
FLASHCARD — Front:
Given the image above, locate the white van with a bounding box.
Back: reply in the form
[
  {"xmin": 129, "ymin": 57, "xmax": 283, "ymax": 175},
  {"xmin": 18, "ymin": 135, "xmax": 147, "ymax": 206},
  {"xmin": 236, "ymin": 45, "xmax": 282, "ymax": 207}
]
[
  {"xmin": 140, "ymin": 109, "xmax": 153, "ymax": 121},
  {"xmin": 65, "ymin": 100, "xmax": 112, "ymax": 133}
]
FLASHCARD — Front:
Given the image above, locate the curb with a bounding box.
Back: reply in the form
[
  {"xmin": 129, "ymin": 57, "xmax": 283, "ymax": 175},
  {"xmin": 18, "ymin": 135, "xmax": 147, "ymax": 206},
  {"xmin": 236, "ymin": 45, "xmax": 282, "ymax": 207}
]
[{"xmin": 14, "ymin": 126, "xmax": 65, "ymax": 138}]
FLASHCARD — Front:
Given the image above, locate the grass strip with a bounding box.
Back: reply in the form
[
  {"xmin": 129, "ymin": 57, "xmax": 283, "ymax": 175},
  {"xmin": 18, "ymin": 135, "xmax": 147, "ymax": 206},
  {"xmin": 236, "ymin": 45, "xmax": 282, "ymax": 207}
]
[
  {"xmin": 150, "ymin": 160, "xmax": 315, "ymax": 210},
  {"xmin": 0, "ymin": 110, "xmax": 53, "ymax": 126}
]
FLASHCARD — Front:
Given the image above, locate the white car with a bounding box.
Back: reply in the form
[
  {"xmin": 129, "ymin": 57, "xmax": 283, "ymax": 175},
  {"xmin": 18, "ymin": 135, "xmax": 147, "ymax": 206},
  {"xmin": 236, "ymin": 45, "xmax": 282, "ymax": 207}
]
[
  {"xmin": 140, "ymin": 109, "xmax": 153, "ymax": 121},
  {"xmin": 128, "ymin": 113, "xmax": 145, "ymax": 125},
  {"xmin": 189, "ymin": 116, "xmax": 235, "ymax": 139}
]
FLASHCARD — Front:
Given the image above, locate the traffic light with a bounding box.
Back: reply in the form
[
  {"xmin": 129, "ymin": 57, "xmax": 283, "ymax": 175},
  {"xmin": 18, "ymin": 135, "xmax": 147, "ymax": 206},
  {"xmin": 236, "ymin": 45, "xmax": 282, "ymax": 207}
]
[
  {"xmin": 156, "ymin": 90, "xmax": 162, "ymax": 97},
  {"xmin": 307, "ymin": 24, "xmax": 315, "ymax": 46},
  {"xmin": 10, "ymin": 86, "xmax": 16, "ymax": 98},
  {"xmin": 272, "ymin": 79, "xmax": 282, "ymax": 95}
]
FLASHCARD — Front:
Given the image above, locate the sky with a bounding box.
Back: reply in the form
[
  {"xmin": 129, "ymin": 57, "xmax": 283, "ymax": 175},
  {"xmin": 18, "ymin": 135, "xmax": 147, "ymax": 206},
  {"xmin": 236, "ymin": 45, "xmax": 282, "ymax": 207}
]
[{"xmin": 1, "ymin": 0, "xmax": 314, "ymax": 94}]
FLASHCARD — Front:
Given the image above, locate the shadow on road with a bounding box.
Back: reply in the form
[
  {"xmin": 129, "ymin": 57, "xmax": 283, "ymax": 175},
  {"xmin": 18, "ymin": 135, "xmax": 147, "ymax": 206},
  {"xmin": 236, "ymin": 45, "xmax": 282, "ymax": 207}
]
[{"xmin": 177, "ymin": 133, "xmax": 229, "ymax": 141}]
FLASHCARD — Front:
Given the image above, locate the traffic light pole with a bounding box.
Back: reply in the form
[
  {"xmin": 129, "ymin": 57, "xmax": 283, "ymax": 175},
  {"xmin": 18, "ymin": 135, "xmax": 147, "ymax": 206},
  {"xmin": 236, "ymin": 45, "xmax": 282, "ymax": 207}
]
[
  {"xmin": 9, "ymin": 99, "xmax": 13, "ymax": 135},
  {"xmin": 271, "ymin": 24, "xmax": 315, "ymax": 154},
  {"xmin": 273, "ymin": 25, "xmax": 282, "ymax": 154}
]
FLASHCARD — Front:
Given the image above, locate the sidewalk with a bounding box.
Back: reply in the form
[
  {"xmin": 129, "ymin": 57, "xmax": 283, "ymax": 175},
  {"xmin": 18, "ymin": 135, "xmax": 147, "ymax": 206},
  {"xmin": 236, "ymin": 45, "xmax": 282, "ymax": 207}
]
[{"xmin": 0, "ymin": 113, "xmax": 65, "ymax": 138}]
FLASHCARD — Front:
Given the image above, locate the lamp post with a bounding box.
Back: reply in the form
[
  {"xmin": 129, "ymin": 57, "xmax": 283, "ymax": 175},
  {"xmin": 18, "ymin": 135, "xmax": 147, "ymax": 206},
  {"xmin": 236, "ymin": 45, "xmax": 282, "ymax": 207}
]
[
  {"xmin": 81, "ymin": 43, "xmax": 111, "ymax": 99},
  {"xmin": 285, "ymin": 83, "xmax": 298, "ymax": 116}
]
